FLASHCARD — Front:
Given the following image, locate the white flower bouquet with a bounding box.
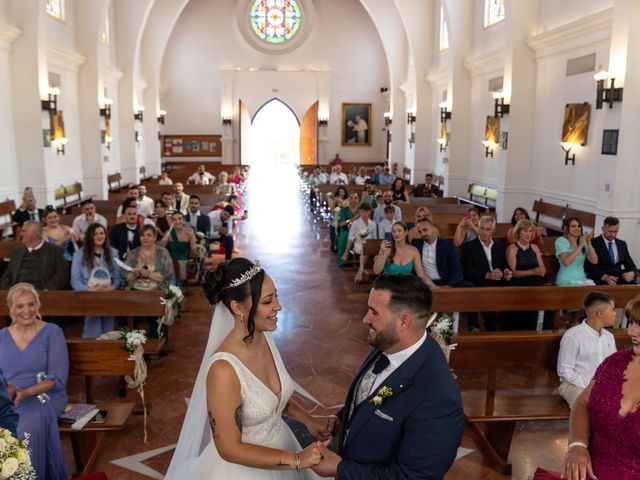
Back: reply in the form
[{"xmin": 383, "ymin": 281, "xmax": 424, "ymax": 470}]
[
  {"xmin": 0, "ymin": 429, "xmax": 35, "ymax": 480},
  {"xmin": 119, "ymin": 328, "xmax": 147, "ymax": 355},
  {"xmin": 118, "ymin": 329, "xmax": 149, "ymax": 443},
  {"xmin": 427, "ymin": 313, "xmax": 456, "ymax": 362},
  {"xmin": 357, "ymin": 228, "xmax": 370, "ymax": 241}
]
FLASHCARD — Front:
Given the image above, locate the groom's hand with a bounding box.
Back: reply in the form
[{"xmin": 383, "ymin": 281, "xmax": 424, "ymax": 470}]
[
  {"xmin": 312, "ymin": 443, "xmax": 341, "ymax": 477},
  {"xmin": 306, "ymin": 415, "xmax": 339, "ymax": 440}
]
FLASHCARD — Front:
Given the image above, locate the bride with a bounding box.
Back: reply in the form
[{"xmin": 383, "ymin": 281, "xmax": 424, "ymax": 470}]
[{"xmin": 166, "ymin": 258, "xmax": 330, "ymax": 479}]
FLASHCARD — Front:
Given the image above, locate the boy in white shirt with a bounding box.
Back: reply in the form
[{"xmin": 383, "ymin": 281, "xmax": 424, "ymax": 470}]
[
  {"xmin": 377, "ymin": 205, "xmax": 396, "ymax": 239},
  {"xmin": 557, "ymin": 291, "xmax": 617, "ymax": 408},
  {"xmin": 341, "ymin": 202, "xmax": 377, "ymax": 263}
]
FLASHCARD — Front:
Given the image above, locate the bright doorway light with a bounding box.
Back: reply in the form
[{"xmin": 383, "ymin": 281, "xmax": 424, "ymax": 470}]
[{"xmin": 251, "ymin": 99, "xmax": 300, "ymax": 168}]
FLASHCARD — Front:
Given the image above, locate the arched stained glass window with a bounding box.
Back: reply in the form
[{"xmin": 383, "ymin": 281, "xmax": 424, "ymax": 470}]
[
  {"xmin": 46, "ymin": 0, "xmax": 65, "ymax": 21},
  {"xmin": 485, "ymin": 0, "xmax": 505, "ymax": 27},
  {"xmin": 250, "ymin": 0, "xmax": 301, "ymax": 44}
]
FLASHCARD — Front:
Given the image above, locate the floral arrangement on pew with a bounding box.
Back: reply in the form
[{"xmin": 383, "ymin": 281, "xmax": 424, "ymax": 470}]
[
  {"xmin": 119, "ymin": 328, "xmax": 149, "ymax": 443},
  {"xmin": 426, "ymin": 313, "xmax": 456, "ymax": 363},
  {"xmin": 158, "ymin": 284, "xmax": 185, "ymax": 334},
  {"xmin": 0, "ymin": 429, "xmax": 35, "ymax": 479}
]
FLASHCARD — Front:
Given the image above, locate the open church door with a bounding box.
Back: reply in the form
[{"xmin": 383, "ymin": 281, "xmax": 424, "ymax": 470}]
[
  {"xmin": 239, "ymin": 100, "xmax": 253, "ymax": 165},
  {"xmin": 299, "ymin": 101, "xmax": 318, "ymax": 165}
]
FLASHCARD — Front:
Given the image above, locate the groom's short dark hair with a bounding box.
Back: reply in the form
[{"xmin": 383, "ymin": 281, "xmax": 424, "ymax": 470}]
[{"xmin": 372, "ymin": 275, "xmax": 433, "ymax": 328}]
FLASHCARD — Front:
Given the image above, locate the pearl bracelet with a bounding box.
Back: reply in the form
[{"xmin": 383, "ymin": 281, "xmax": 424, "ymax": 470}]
[
  {"xmin": 294, "ymin": 451, "xmax": 301, "ymax": 472},
  {"xmin": 568, "ymin": 441, "xmax": 588, "ymax": 450}
]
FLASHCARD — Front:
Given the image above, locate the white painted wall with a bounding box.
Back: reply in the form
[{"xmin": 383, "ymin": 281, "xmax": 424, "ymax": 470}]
[
  {"xmin": 0, "ymin": 35, "xmax": 19, "ymax": 202},
  {"xmin": 161, "ymin": 0, "xmax": 389, "ymax": 163},
  {"xmin": 537, "ymin": 0, "xmax": 614, "ymax": 32}
]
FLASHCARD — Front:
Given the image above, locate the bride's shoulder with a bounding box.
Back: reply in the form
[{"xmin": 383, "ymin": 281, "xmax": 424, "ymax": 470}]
[{"xmin": 206, "ymin": 354, "xmax": 241, "ymax": 386}]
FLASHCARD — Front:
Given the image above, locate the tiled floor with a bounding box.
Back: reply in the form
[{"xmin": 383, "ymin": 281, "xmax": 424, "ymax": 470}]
[{"xmin": 65, "ymin": 164, "xmax": 568, "ymax": 479}]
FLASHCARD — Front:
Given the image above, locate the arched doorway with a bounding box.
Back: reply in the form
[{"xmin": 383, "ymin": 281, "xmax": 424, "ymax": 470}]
[{"xmin": 249, "ymin": 98, "xmax": 300, "ymax": 167}]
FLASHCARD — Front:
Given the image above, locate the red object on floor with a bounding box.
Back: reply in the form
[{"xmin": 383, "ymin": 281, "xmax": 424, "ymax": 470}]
[{"xmin": 533, "ymin": 468, "xmax": 563, "ymax": 480}]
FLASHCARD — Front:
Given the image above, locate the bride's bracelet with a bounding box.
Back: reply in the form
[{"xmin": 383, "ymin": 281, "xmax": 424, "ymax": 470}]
[
  {"xmin": 568, "ymin": 441, "xmax": 588, "ymax": 450},
  {"xmin": 294, "ymin": 451, "xmax": 301, "ymax": 471}
]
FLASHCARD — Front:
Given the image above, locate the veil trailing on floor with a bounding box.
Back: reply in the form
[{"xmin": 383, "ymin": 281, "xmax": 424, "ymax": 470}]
[{"xmin": 165, "ymin": 302, "xmax": 235, "ymax": 479}]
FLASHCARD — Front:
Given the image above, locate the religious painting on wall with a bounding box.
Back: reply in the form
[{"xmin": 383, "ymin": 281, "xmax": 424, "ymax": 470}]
[
  {"xmin": 485, "ymin": 116, "xmax": 500, "ymax": 143},
  {"xmin": 562, "ymin": 103, "xmax": 591, "ymax": 146},
  {"xmin": 342, "ymin": 103, "xmax": 371, "ymax": 146},
  {"xmin": 50, "ymin": 111, "xmax": 65, "ymax": 142}
]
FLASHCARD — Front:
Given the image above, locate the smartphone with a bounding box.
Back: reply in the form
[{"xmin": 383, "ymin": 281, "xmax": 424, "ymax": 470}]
[
  {"xmin": 243, "ymin": 210, "xmax": 248, "ymax": 215},
  {"xmin": 384, "ymin": 232, "xmax": 393, "ymax": 242},
  {"xmin": 464, "ymin": 211, "xmax": 471, "ymax": 220},
  {"xmin": 90, "ymin": 410, "xmax": 109, "ymax": 424}
]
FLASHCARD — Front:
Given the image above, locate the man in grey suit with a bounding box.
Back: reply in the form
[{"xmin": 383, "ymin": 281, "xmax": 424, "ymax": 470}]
[{"xmin": 0, "ymin": 220, "xmax": 68, "ymax": 290}]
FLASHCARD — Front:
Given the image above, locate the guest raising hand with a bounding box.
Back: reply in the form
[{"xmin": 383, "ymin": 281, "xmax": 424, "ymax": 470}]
[
  {"xmin": 555, "ymin": 217, "xmax": 598, "ymax": 286},
  {"xmin": 453, "ymin": 207, "xmax": 481, "ymax": 247}
]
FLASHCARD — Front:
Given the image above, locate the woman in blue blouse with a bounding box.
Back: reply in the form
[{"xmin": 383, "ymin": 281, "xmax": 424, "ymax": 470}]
[
  {"xmin": 555, "ymin": 217, "xmax": 598, "ymax": 286},
  {"xmin": 71, "ymin": 223, "xmax": 121, "ymax": 338}
]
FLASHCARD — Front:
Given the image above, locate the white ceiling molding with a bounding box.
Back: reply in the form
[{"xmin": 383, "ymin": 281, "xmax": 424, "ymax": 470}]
[
  {"xmin": 525, "ymin": 7, "xmax": 613, "ymax": 60},
  {"xmin": 0, "ymin": 24, "xmax": 22, "ymax": 52},
  {"xmin": 100, "ymin": 64, "xmax": 124, "ymax": 82},
  {"xmin": 463, "ymin": 49, "xmax": 504, "ymax": 77},
  {"xmin": 47, "ymin": 46, "xmax": 87, "ymax": 72}
]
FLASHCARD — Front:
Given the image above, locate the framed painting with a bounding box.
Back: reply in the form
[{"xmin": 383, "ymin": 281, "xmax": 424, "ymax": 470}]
[
  {"xmin": 485, "ymin": 116, "xmax": 500, "ymax": 143},
  {"xmin": 342, "ymin": 103, "xmax": 371, "ymax": 146},
  {"xmin": 602, "ymin": 129, "xmax": 618, "ymax": 155},
  {"xmin": 562, "ymin": 103, "xmax": 591, "ymax": 146}
]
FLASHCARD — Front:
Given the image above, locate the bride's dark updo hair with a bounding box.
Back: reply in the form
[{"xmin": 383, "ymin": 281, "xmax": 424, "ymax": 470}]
[{"xmin": 202, "ymin": 258, "xmax": 265, "ymax": 343}]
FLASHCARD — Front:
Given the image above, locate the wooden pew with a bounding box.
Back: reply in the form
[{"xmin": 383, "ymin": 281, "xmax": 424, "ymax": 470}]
[
  {"xmin": 398, "ymin": 203, "xmax": 470, "ymax": 220},
  {"xmin": 449, "ymin": 329, "xmax": 631, "ymax": 475},
  {"xmin": 107, "ymin": 173, "xmax": 123, "ymax": 192},
  {"xmin": 456, "ymin": 183, "xmax": 497, "ymax": 212},
  {"xmin": 54, "ymin": 182, "xmax": 94, "ymax": 214},
  {"xmin": 431, "ymin": 284, "xmax": 640, "ymax": 331},
  {"xmin": 0, "ymin": 239, "xmax": 20, "ymax": 260},
  {"xmin": 532, "ymin": 199, "xmax": 595, "ymax": 235},
  {"xmin": 0, "ymin": 199, "xmax": 16, "ymax": 234}
]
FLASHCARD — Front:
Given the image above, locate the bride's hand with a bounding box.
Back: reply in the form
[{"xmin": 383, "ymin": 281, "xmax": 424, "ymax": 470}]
[
  {"xmin": 298, "ymin": 441, "xmax": 326, "ymax": 468},
  {"xmin": 562, "ymin": 445, "xmax": 597, "ymax": 480},
  {"xmin": 305, "ymin": 415, "xmax": 337, "ymax": 440}
]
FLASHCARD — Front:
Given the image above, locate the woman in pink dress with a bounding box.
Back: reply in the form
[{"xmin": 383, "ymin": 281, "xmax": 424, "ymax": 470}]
[{"xmin": 562, "ymin": 295, "xmax": 640, "ymax": 480}]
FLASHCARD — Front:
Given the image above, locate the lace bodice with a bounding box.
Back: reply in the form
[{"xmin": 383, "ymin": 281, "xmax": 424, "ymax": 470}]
[{"xmin": 208, "ymin": 333, "xmax": 294, "ymax": 446}]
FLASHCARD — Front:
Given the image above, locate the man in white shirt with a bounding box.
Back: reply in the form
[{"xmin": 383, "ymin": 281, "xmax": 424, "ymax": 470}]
[
  {"xmin": 187, "ymin": 164, "xmax": 215, "ymax": 186},
  {"xmin": 378, "ymin": 166, "xmax": 396, "ymax": 185},
  {"xmin": 318, "ymin": 166, "xmax": 329, "ymax": 184},
  {"xmin": 373, "ymin": 191, "xmax": 401, "ymax": 224},
  {"xmin": 172, "ymin": 183, "xmax": 190, "ymax": 214},
  {"xmin": 208, "ymin": 205, "xmax": 235, "ymax": 260},
  {"xmin": 354, "ymin": 167, "xmax": 370, "ymax": 186},
  {"xmin": 158, "ymin": 172, "xmax": 173, "ymax": 185},
  {"xmin": 329, "ymin": 165, "xmax": 348, "ymax": 185},
  {"xmin": 116, "ymin": 185, "xmax": 151, "ymax": 218},
  {"xmin": 557, "ymin": 291, "xmax": 617, "ymax": 408},
  {"xmin": 72, "ymin": 201, "xmax": 108, "ymax": 240},
  {"xmin": 137, "ymin": 185, "xmax": 155, "ymax": 216},
  {"xmin": 341, "ymin": 203, "xmax": 377, "ymax": 262}
]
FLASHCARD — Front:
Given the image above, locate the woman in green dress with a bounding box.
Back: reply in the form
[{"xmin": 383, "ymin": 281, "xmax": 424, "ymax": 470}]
[
  {"xmin": 373, "ymin": 221, "xmax": 436, "ymax": 287},
  {"xmin": 336, "ymin": 192, "xmax": 360, "ymax": 266},
  {"xmin": 161, "ymin": 211, "xmax": 196, "ymax": 288}
]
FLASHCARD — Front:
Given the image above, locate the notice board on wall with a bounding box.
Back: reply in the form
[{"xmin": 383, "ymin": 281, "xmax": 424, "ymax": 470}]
[{"xmin": 161, "ymin": 135, "xmax": 222, "ymax": 157}]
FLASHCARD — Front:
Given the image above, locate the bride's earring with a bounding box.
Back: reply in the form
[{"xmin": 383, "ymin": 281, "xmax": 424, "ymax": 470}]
[{"xmin": 239, "ymin": 313, "xmax": 244, "ymax": 324}]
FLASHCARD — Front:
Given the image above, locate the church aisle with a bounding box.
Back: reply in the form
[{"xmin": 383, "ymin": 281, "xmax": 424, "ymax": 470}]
[{"xmin": 79, "ymin": 164, "xmax": 567, "ymax": 479}]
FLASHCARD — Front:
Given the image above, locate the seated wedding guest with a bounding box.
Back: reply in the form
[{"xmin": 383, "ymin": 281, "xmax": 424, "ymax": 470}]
[
  {"xmin": 208, "ymin": 205, "xmax": 235, "ymax": 261},
  {"xmin": 72, "ymin": 200, "xmax": 107, "ymax": 240},
  {"xmin": 161, "ymin": 211, "xmax": 196, "ymax": 287},
  {"xmin": 374, "ymin": 221, "xmax": 435, "ymax": 287},
  {"xmin": 413, "ymin": 173, "xmax": 441, "ymax": 198},
  {"xmin": 506, "ymin": 219, "xmax": 546, "ymax": 329},
  {"xmin": 229, "ymin": 166, "xmax": 243, "ymax": 186},
  {"xmin": 561, "ymin": 295, "xmax": 640, "ymax": 480},
  {"xmin": 0, "ymin": 221, "xmax": 68, "ymax": 290},
  {"xmin": 377, "ymin": 205, "xmax": 396, "ymax": 239},
  {"xmin": 557, "ymin": 292, "xmax": 617, "ymax": 409},
  {"xmin": 152, "ymin": 200, "xmax": 171, "ymax": 236},
  {"xmin": 408, "ymin": 206, "xmax": 432, "ymax": 242},
  {"xmin": 11, "ymin": 191, "xmax": 44, "ymax": 226},
  {"xmin": 115, "ymin": 198, "xmax": 153, "ymax": 226},
  {"xmin": 453, "ymin": 207, "xmax": 481, "ymax": 247},
  {"xmin": 185, "ymin": 195, "xmax": 211, "ymax": 238},
  {"xmin": 347, "ymin": 165, "xmax": 358, "ymax": 184},
  {"xmin": 328, "ymin": 186, "xmax": 349, "ymax": 253},
  {"xmin": 137, "ymin": 184, "xmax": 155, "ymax": 215},
  {"xmin": 587, "ymin": 216, "xmax": 638, "ymax": 285},
  {"xmin": 354, "ymin": 167, "xmax": 369, "ymax": 185},
  {"xmin": 187, "ymin": 164, "xmax": 215, "ymax": 186},
  {"xmin": 506, "ymin": 207, "xmax": 545, "ymax": 248},
  {"xmin": 461, "ymin": 216, "xmax": 513, "ymax": 331},
  {"xmin": 370, "ymin": 165, "xmax": 382, "ymax": 184},
  {"xmin": 110, "ymin": 204, "xmax": 141, "ymax": 260},
  {"xmin": 43, "ymin": 208, "xmax": 77, "ymax": 262},
  {"xmin": 215, "ymin": 171, "xmax": 236, "ymax": 196},
  {"xmin": 161, "ymin": 192, "xmax": 176, "ymax": 215},
  {"xmin": 116, "ymin": 184, "xmax": 150, "ymax": 217},
  {"xmin": 330, "ymin": 152, "xmax": 343, "ymax": 165},
  {"xmin": 0, "ymin": 283, "xmax": 68, "ymax": 479},
  {"xmin": 159, "ymin": 171, "xmax": 173, "ymax": 185},
  {"xmin": 378, "ymin": 166, "xmax": 396, "ymax": 185},
  {"xmin": 556, "ymin": 217, "xmax": 598, "ymax": 286},
  {"xmin": 391, "ymin": 177, "xmax": 409, "ymax": 204},
  {"xmin": 71, "ymin": 223, "xmax": 121, "ymax": 338},
  {"xmin": 318, "ymin": 165, "xmax": 329, "ymax": 184},
  {"xmin": 308, "ymin": 167, "xmax": 323, "ymax": 188},
  {"xmin": 0, "ymin": 381, "xmax": 18, "ymax": 437},
  {"xmin": 373, "ymin": 190, "xmax": 402, "ymax": 224},
  {"xmin": 341, "ymin": 202, "xmax": 377, "ymax": 263},
  {"xmin": 173, "ymin": 182, "xmax": 190, "ymax": 214},
  {"xmin": 329, "ymin": 164, "xmax": 348, "ymax": 185},
  {"xmin": 125, "ymin": 225, "xmax": 175, "ymax": 340},
  {"xmin": 337, "ymin": 192, "xmax": 360, "ymax": 267},
  {"xmin": 361, "ymin": 180, "xmax": 378, "ymax": 209}
]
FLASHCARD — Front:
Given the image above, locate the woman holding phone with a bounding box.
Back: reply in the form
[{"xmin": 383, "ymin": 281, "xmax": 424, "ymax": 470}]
[
  {"xmin": 336, "ymin": 192, "xmax": 360, "ymax": 266},
  {"xmin": 453, "ymin": 207, "xmax": 481, "ymax": 247}
]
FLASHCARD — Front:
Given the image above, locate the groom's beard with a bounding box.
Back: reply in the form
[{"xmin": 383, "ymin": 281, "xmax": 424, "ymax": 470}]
[{"xmin": 368, "ymin": 321, "xmax": 400, "ymax": 351}]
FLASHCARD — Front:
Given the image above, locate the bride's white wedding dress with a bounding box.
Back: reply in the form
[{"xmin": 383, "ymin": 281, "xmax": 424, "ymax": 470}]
[{"xmin": 167, "ymin": 311, "xmax": 321, "ymax": 479}]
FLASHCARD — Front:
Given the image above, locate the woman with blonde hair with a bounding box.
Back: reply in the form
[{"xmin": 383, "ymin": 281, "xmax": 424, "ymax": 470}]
[
  {"xmin": 408, "ymin": 206, "xmax": 432, "ymax": 242},
  {"xmin": 0, "ymin": 283, "xmax": 69, "ymax": 479}
]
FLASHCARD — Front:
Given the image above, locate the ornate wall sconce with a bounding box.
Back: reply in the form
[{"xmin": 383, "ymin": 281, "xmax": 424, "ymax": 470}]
[
  {"xmin": 157, "ymin": 110, "xmax": 166, "ymax": 125},
  {"xmin": 100, "ymin": 99, "xmax": 113, "ymax": 119},
  {"xmin": 560, "ymin": 142, "xmax": 576, "ymax": 166},
  {"xmin": 222, "ymin": 116, "xmax": 232, "ymax": 126},
  {"xmin": 105, "ymin": 135, "xmax": 113, "ymax": 151},
  {"xmin": 134, "ymin": 106, "xmax": 145, "ymax": 122},
  {"xmin": 437, "ymin": 137, "xmax": 448, "ymax": 152},
  {"xmin": 318, "ymin": 117, "xmax": 328, "ymax": 127},
  {"xmin": 41, "ymin": 87, "xmax": 60, "ymax": 113},
  {"xmin": 481, "ymin": 140, "xmax": 495, "ymax": 158},
  {"xmin": 492, "ymin": 92, "xmax": 510, "ymax": 117},
  {"xmin": 383, "ymin": 112, "xmax": 392, "ymax": 126},
  {"xmin": 439, "ymin": 102, "xmax": 451, "ymax": 123},
  {"xmin": 594, "ymin": 70, "xmax": 623, "ymax": 110},
  {"xmin": 52, "ymin": 137, "xmax": 67, "ymax": 155},
  {"xmin": 407, "ymin": 111, "xmax": 416, "ymax": 124},
  {"xmin": 135, "ymin": 131, "xmax": 142, "ymax": 145}
]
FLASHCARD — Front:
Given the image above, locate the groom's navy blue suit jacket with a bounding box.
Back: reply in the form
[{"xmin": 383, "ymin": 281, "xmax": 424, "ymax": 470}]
[{"xmin": 335, "ymin": 334, "xmax": 464, "ymax": 479}]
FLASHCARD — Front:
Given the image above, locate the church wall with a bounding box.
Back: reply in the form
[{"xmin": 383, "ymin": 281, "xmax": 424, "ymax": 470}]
[
  {"xmin": 160, "ymin": 0, "xmax": 389, "ymax": 164},
  {"xmin": 0, "ymin": 44, "xmax": 19, "ymax": 205},
  {"xmin": 46, "ymin": 0, "xmax": 76, "ymax": 51},
  {"xmin": 537, "ymin": 0, "xmax": 614, "ymax": 32}
]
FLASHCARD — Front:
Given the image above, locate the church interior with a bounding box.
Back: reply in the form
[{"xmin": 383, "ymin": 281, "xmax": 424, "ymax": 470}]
[{"xmin": 1, "ymin": 0, "xmax": 640, "ymax": 478}]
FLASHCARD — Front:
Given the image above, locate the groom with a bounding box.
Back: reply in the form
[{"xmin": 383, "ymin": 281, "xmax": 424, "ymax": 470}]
[{"xmin": 313, "ymin": 274, "xmax": 464, "ymax": 478}]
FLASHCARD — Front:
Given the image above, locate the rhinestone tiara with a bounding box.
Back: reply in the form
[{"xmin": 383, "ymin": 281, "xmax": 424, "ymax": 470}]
[{"xmin": 226, "ymin": 261, "xmax": 262, "ymax": 288}]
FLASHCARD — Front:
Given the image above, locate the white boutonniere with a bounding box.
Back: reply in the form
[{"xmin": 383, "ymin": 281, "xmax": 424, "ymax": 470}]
[{"xmin": 370, "ymin": 386, "xmax": 393, "ymax": 406}]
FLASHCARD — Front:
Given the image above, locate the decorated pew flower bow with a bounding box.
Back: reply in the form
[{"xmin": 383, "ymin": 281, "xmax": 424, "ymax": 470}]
[
  {"xmin": 370, "ymin": 386, "xmax": 393, "ymax": 406},
  {"xmin": 0, "ymin": 429, "xmax": 35, "ymax": 479}
]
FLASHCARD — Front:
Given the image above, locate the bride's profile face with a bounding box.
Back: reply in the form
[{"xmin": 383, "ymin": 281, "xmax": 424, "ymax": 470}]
[{"xmin": 253, "ymin": 275, "xmax": 281, "ymax": 333}]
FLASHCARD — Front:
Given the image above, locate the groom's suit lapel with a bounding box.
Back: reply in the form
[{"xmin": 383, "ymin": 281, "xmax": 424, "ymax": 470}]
[{"xmin": 342, "ymin": 337, "xmax": 430, "ymax": 450}]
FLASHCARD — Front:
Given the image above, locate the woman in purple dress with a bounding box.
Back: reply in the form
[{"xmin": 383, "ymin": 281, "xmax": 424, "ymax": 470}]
[
  {"xmin": 562, "ymin": 295, "xmax": 640, "ymax": 480},
  {"xmin": 0, "ymin": 283, "xmax": 69, "ymax": 479}
]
